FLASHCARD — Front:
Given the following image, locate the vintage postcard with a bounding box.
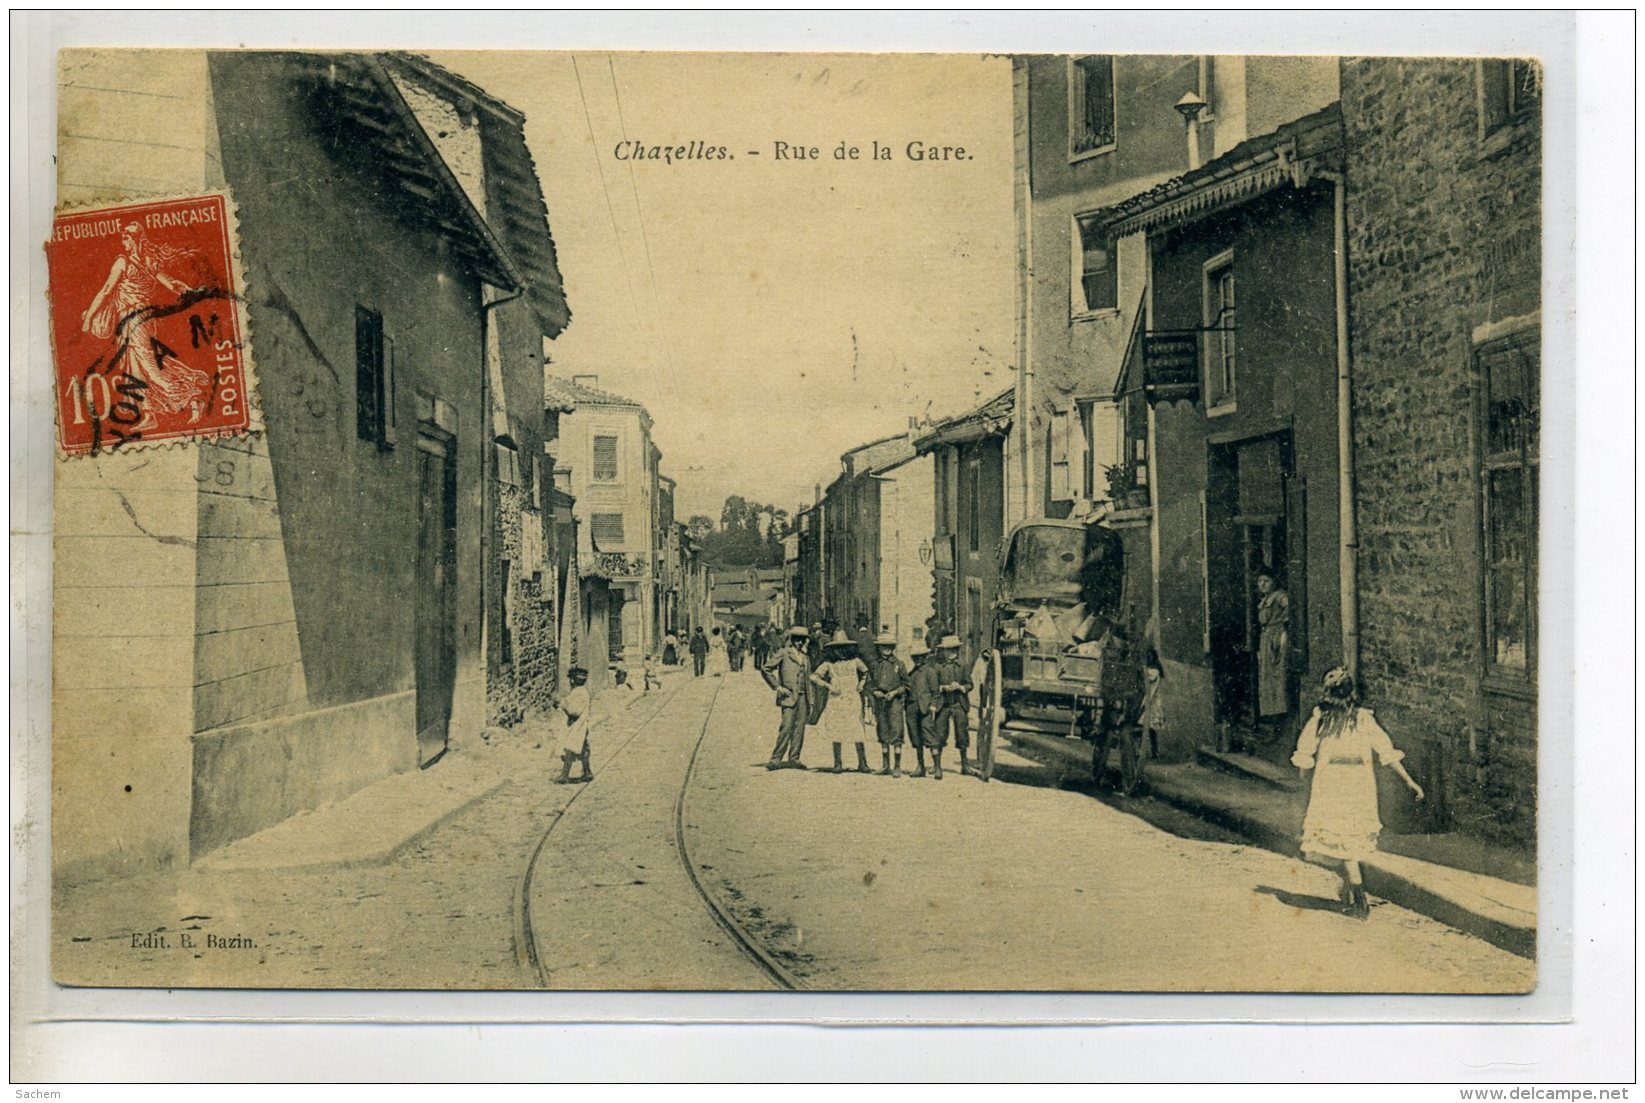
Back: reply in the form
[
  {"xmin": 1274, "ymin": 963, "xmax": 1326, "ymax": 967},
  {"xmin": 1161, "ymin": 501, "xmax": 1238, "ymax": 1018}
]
[{"xmin": 47, "ymin": 47, "xmax": 1542, "ymax": 995}]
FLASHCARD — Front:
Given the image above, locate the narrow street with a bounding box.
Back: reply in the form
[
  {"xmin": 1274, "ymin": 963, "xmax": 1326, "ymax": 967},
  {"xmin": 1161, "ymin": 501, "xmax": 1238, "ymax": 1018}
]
[{"xmin": 55, "ymin": 665, "xmax": 1531, "ymax": 993}]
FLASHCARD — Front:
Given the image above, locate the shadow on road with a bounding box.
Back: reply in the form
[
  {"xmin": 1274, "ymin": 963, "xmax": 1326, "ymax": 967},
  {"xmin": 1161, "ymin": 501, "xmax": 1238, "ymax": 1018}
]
[
  {"xmin": 1253, "ymin": 884, "xmax": 1346, "ymax": 913},
  {"xmin": 994, "ymin": 743, "xmax": 1249, "ymax": 846}
]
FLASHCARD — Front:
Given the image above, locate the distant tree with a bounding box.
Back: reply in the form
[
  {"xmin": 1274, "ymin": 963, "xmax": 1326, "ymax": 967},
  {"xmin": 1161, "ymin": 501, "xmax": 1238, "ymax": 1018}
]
[
  {"xmin": 686, "ymin": 515, "xmax": 715, "ymax": 544},
  {"xmin": 703, "ymin": 495, "xmax": 787, "ymax": 569}
]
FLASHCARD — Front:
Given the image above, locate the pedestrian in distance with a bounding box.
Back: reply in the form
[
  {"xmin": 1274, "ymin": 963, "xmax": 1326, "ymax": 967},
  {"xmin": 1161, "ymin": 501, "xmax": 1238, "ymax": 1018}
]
[
  {"xmin": 1291, "ymin": 667, "xmax": 1424, "ymax": 919},
  {"xmin": 554, "ymin": 667, "xmax": 594, "ymax": 785},
  {"xmin": 813, "ymin": 630, "xmax": 871, "ymax": 774},
  {"xmin": 689, "ymin": 626, "xmax": 709, "ymax": 677},
  {"xmin": 865, "ymin": 633, "xmax": 909, "ymax": 777},
  {"xmin": 751, "ymin": 625, "xmax": 771, "ymax": 672},
  {"xmin": 762, "ymin": 625, "xmax": 813, "ymax": 770},
  {"xmin": 929, "ymin": 636, "xmax": 975, "ymax": 778},
  {"xmin": 727, "ymin": 626, "xmax": 743, "ymax": 672},
  {"xmin": 905, "ymin": 642, "xmax": 938, "ymax": 777},
  {"xmin": 643, "ymin": 654, "xmax": 663, "ymax": 694},
  {"xmin": 662, "ymin": 629, "xmax": 679, "ymax": 668}
]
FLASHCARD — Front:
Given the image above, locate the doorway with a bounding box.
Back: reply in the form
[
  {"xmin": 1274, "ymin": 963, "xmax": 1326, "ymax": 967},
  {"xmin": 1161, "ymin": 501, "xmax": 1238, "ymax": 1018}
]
[
  {"xmin": 1207, "ymin": 432, "xmax": 1300, "ymax": 753},
  {"xmin": 415, "ymin": 427, "xmax": 457, "ymax": 768}
]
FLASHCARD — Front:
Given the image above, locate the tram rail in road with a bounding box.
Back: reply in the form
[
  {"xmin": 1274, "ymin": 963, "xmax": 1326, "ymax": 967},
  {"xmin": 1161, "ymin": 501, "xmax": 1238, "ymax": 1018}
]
[{"xmin": 512, "ymin": 677, "xmax": 802, "ymax": 991}]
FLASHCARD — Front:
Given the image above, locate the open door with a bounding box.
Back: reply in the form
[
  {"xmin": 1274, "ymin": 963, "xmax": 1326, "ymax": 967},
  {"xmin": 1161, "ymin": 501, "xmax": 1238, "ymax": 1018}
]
[{"xmin": 415, "ymin": 428, "xmax": 457, "ymax": 767}]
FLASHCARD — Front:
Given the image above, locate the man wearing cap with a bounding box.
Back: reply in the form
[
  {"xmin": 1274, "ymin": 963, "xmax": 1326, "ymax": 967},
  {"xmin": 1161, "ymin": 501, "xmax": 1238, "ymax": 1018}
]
[
  {"xmin": 865, "ymin": 633, "xmax": 909, "ymax": 777},
  {"xmin": 929, "ymin": 636, "xmax": 976, "ymax": 777},
  {"xmin": 761, "ymin": 625, "xmax": 813, "ymax": 769},
  {"xmin": 905, "ymin": 641, "xmax": 939, "ymax": 777}
]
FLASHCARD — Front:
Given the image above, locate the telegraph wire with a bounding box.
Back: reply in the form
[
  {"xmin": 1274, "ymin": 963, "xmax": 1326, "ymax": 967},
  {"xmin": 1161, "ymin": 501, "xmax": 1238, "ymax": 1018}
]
[
  {"xmin": 570, "ymin": 54, "xmax": 651, "ymax": 385},
  {"xmin": 606, "ymin": 53, "xmax": 685, "ymax": 408}
]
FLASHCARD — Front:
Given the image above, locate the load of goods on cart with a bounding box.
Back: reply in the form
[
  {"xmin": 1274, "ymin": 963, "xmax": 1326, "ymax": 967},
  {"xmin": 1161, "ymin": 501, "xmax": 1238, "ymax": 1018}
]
[{"xmin": 975, "ymin": 518, "xmax": 1146, "ymax": 789}]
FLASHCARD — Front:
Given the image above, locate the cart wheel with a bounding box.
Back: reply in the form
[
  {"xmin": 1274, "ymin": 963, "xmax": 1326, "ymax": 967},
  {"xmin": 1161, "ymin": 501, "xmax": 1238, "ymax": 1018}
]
[{"xmin": 978, "ymin": 649, "xmax": 1002, "ymax": 782}]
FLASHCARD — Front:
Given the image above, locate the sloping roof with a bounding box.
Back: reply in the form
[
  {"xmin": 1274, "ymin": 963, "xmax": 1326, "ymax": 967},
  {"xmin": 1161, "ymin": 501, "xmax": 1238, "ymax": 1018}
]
[
  {"xmin": 1093, "ymin": 103, "xmax": 1344, "ymax": 238},
  {"xmin": 544, "ymin": 374, "xmax": 646, "ymax": 412},
  {"xmin": 386, "ymin": 54, "xmax": 572, "ymax": 337},
  {"xmin": 841, "ymin": 431, "xmax": 917, "ymax": 478},
  {"xmin": 289, "ymin": 52, "xmax": 520, "ymax": 291},
  {"xmin": 913, "ymin": 387, "xmax": 1015, "ymax": 454}
]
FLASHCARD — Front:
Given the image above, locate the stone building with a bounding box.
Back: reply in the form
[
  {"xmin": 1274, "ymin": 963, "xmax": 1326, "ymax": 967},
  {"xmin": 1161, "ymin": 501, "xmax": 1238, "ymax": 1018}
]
[
  {"xmin": 1012, "ymin": 54, "xmax": 1339, "ymax": 530},
  {"xmin": 1341, "ymin": 58, "xmax": 1541, "ymax": 844},
  {"xmin": 52, "ymin": 51, "xmax": 558, "ymax": 875},
  {"xmin": 813, "ymin": 431, "xmax": 935, "ymax": 659},
  {"xmin": 912, "ymin": 388, "xmax": 1013, "ymax": 663},
  {"xmin": 544, "ymin": 373, "xmax": 661, "ymax": 689},
  {"xmin": 1091, "ymin": 105, "xmax": 1347, "ymax": 762},
  {"xmin": 387, "ymin": 55, "xmax": 573, "ymax": 730}
]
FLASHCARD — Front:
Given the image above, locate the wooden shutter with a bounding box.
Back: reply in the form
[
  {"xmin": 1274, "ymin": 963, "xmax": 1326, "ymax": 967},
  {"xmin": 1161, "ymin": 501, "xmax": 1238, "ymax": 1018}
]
[
  {"xmin": 1049, "ymin": 405, "xmax": 1072, "ymax": 502},
  {"xmin": 593, "ymin": 435, "xmax": 619, "ymax": 481}
]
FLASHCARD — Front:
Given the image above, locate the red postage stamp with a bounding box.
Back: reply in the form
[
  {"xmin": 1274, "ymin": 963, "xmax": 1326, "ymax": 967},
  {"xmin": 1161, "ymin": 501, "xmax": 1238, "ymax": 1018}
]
[{"xmin": 46, "ymin": 192, "xmax": 257, "ymax": 455}]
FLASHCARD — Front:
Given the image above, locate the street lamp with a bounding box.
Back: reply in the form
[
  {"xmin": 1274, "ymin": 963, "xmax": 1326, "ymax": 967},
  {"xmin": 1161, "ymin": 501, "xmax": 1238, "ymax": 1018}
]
[{"xmin": 1175, "ymin": 91, "xmax": 1209, "ymax": 170}]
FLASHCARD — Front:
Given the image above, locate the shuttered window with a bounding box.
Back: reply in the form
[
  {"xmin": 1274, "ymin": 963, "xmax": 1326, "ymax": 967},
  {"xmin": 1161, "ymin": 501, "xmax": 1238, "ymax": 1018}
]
[
  {"xmin": 593, "ymin": 434, "xmax": 619, "ymax": 481},
  {"xmin": 591, "ymin": 512, "xmax": 625, "ymax": 547},
  {"xmin": 1477, "ymin": 327, "xmax": 1539, "ymax": 677}
]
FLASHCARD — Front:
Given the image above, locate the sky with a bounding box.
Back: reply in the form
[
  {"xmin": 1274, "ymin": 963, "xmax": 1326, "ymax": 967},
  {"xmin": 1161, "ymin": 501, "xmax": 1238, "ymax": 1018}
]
[{"xmin": 433, "ymin": 51, "xmax": 1016, "ymax": 521}]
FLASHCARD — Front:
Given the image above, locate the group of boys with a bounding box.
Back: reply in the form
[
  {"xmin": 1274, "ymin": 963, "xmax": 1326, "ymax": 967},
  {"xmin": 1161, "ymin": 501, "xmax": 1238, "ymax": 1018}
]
[
  {"xmin": 869, "ymin": 632, "xmax": 977, "ymax": 780},
  {"xmin": 761, "ymin": 624, "xmax": 978, "ymax": 779}
]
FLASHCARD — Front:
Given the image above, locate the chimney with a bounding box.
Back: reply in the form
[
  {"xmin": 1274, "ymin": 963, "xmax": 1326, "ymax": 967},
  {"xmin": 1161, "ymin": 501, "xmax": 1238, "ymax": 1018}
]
[
  {"xmin": 1175, "ymin": 91, "xmax": 1209, "ymax": 171},
  {"xmin": 573, "ymin": 373, "xmax": 599, "ymax": 390}
]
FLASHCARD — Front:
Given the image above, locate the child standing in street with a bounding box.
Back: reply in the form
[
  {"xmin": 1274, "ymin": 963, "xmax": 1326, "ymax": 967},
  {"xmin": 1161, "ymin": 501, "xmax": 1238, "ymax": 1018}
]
[
  {"xmin": 812, "ymin": 630, "xmax": 870, "ymax": 774},
  {"xmin": 555, "ymin": 667, "xmax": 594, "ymax": 785},
  {"xmin": 1291, "ymin": 667, "xmax": 1425, "ymax": 918}
]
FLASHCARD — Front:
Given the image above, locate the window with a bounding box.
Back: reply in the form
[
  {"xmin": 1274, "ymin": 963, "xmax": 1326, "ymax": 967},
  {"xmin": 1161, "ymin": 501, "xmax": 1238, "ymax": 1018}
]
[
  {"xmin": 591, "ymin": 511, "xmax": 625, "ymax": 547},
  {"xmin": 1477, "ymin": 327, "xmax": 1539, "ymax": 678},
  {"xmin": 592, "ymin": 434, "xmax": 620, "ymax": 481},
  {"xmin": 355, "ymin": 307, "xmax": 394, "ymax": 449},
  {"xmin": 1203, "ymin": 252, "xmax": 1237, "ymax": 409},
  {"xmin": 495, "ymin": 441, "xmax": 520, "ymax": 487},
  {"xmin": 1479, "ymin": 59, "xmax": 1540, "ymax": 142},
  {"xmin": 1077, "ymin": 398, "xmax": 1122, "ymax": 501},
  {"xmin": 966, "ymin": 457, "xmax": 981, "ymax": 552},
  {"xmin": 1073, "ymin": 216, "xmax": 1118, "ymax": 316},
  {"xmin": 1069, "ymin": 55, "xmax": 1116, "ymax": 158}
]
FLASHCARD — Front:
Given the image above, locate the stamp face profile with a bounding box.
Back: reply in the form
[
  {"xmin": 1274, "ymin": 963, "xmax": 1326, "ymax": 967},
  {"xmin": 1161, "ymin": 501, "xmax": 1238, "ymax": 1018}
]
[{"xmin": 46, "ymin": 192, "xmax": 255, "ymax": 454}]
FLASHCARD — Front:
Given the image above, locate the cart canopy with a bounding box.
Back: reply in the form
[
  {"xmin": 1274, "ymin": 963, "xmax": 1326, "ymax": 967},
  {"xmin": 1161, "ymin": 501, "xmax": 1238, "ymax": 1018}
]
[{"xmin": 1000, "ymin": 520, "xmax": 1124, "ymax": 616}]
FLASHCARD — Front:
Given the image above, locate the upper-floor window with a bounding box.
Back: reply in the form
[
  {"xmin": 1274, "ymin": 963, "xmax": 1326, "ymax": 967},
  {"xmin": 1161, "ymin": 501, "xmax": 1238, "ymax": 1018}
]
[
  {"xmin": 592, "ymin": 433, "xmax": 620, "ymax": 481},
  {"xmin": 1202, "ymin": 251, "xmax": 1237, "ymax": 410},
  {"xmin": 355, "ymin": 306, "xmax": 395, "ymax": 450},
  {"xmin": 1077, "ymin": 398, "xmax": 1123, "ymax": 501},
  {"xmin": 1069, "ymin": 55, "xmax": 1116, "ymax": 159},
  {"xmin": 1197, "ymin": 56, "xmax": 1218, "ymax": 120},
  {"xmin": 1476, "ymin": 325, "xmax": 1539, "ymax": 679},
  {"xmin": 591, "ymin": 511, "xmax": 625, "ymax": 547},
  {"xmin": 1073, "ymin": 215, "xmax": 1118, "ymax": 317},
  {"xmin": 1478, "ymin": 59, "xmax": 1540, "ymax": 144}
]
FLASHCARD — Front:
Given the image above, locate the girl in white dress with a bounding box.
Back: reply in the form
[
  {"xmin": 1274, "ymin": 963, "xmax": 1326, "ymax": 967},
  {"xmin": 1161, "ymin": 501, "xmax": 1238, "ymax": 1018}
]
[
  {"xmin": 1292, "ymin": 667, "xmax": 1425, "ymax": 918},
  {"xmin": 813, "ymin": 631, "xmax": 869, "ymax": 774}
]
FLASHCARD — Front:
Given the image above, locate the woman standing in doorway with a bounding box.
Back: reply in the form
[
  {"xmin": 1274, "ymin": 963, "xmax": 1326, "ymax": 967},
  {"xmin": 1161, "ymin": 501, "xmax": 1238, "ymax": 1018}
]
[
  {"xmin": 1254, "ymin": 571, "xmax": 1290, "ymax": 743},
  {"xmin": 1291, "ymin": 668, "xmax": 1424, "ymax": 918}
]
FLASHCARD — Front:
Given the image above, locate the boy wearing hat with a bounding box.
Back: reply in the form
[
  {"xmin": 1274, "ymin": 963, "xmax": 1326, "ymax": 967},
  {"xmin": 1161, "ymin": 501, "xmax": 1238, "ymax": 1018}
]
[
  {"xmin": 906, "ymin": 641, "xmax": 938, "ymax": 777},
  {"xmin": 761, "ymin": 625, "xmax": 813, "ymax": 769},
  {"xmin": 864, "ymin": 633, "xmax": 909, "ymax": 777},
  {"xmin": 930, "ymin": 636, "xmax": 975, "ymax": 777},
  {"xmin": 555, "ymin": 667, "xmax": 594, "ymax": 784}
]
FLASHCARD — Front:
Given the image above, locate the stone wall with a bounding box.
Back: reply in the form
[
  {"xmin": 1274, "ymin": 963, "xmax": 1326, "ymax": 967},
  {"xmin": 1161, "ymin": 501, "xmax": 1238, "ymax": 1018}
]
[
  {"xmin": 487, "ymin": 480, "xmax": 560, "ymax": 727},
  {"xmin": 1341, "ymin": 57, "xmax": 1541, "ymax": 844}
]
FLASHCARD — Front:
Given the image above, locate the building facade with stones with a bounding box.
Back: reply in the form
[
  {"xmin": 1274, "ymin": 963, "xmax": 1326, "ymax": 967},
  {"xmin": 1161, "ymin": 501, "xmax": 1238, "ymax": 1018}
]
[
  {"xmin": 1341, "ymin": 57, "xmax": 1542, "ymax": 845},
  {"xmin": 52, "ymin": 51, "xmax": 548, "ymax": 876}
]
